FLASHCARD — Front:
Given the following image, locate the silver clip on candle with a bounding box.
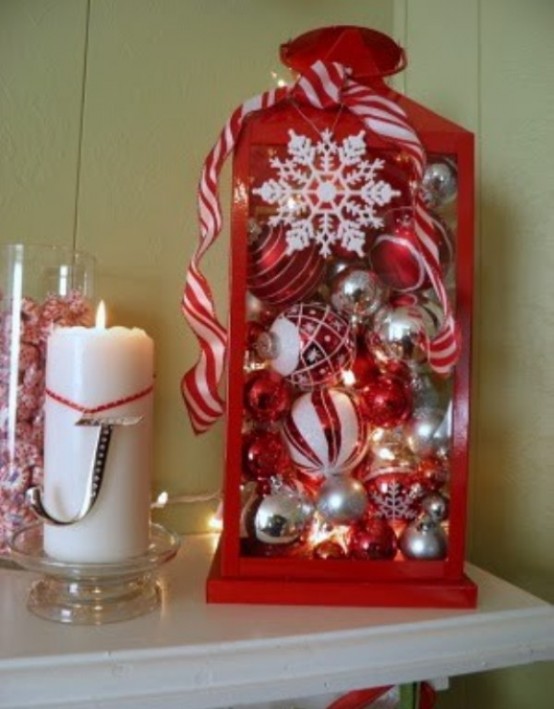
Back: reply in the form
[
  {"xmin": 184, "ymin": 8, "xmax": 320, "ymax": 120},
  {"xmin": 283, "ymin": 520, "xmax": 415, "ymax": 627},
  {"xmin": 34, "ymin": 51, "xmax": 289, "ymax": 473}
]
[{"xmin": 26, "ymin": 415, "xmax": 142, "ymax": 526}]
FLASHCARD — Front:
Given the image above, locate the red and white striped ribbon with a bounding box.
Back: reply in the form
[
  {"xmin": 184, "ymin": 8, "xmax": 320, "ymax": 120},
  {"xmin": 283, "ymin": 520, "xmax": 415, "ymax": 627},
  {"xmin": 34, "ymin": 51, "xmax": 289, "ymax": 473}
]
[{"xmin": 182, "ymin": 60, "xmax": 460, "ymax": 434}]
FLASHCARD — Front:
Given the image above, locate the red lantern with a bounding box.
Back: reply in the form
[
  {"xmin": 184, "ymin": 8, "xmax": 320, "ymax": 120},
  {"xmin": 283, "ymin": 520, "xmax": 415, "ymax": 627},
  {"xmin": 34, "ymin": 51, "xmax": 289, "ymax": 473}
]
[{"xmin": 183, "ymin": 26, "xmax": 476, "ymax": 608}]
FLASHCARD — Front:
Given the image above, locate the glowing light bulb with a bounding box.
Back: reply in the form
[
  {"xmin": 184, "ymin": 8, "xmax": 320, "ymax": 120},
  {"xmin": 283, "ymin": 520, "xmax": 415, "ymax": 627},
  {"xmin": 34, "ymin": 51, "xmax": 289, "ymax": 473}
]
[
  {"xmin": 270, "ymin": 71, "xmax": 288, "ymax": 88},
  {"xmin": 157, "ymin": 490, "xmax": 169, "ymax": 506},
  {"xmin": 342, "ymin": 369, "xmax": 356, "ymax": 387},
  {"xmin": 208, "ymin": 514, "xmax": 223, "ymax": 532}
]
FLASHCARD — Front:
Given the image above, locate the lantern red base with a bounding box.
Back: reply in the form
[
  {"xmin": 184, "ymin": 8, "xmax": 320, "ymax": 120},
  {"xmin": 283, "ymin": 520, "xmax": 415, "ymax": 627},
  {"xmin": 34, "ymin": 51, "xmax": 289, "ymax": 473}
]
[{"xmin": 206, "ymin": 542, "xmax": 478, "ymax": 609}]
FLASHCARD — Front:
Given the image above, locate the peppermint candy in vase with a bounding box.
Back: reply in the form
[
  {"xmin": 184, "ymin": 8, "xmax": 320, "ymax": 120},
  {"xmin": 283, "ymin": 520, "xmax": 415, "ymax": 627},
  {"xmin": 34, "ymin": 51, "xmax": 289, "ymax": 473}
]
[
  {"xmin": 247, "ymin": 222, "xmax": 325, "ymax": 307},
  {"xmin": 282, "ymin": 388, "xmax": 367, "ymax": 477},
  {"xmin": 257, "ymin": 302, "xmax": 355, "ymax": 390}
]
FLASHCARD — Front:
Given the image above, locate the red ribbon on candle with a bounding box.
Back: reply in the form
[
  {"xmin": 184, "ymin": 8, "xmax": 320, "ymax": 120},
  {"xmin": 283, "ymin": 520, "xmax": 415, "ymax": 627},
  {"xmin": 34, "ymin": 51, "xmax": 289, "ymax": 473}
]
[
  {"xmin": 181, "ymin": 59, "xmax": 460, "ymax": 435},
  {"xmin": 45, "ymin": 383, "xmax": 154, "ymax": 415}
]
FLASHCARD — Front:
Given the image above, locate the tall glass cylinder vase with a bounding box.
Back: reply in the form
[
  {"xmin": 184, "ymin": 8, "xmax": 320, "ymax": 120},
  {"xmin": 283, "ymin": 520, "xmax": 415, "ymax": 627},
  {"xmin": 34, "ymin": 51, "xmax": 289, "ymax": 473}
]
[{"xmin": 0, "ymin": 244, "xmax": 95, "ymax": 560}]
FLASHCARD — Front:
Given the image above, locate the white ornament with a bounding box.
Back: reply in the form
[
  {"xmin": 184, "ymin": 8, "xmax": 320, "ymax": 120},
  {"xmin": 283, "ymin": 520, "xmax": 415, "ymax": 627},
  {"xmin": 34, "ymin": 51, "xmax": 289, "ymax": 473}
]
[{"xmin": 253, "ymin": 129, "xmax": 401, "ymax": 258}]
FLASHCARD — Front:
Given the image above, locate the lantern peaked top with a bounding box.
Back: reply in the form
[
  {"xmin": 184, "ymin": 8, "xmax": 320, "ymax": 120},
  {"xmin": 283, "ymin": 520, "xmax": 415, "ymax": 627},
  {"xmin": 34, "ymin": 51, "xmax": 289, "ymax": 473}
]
[{"xmin": 280, "ymin": 26, "xmax": 407, "ymax": 88}]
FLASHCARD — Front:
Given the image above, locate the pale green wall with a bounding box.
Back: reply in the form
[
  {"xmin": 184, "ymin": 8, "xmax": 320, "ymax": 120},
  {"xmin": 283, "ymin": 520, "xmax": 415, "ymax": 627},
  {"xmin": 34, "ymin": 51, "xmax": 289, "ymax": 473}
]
[
  {"xmin": 1, "ymin": 1, "xmax": 552, "ymax": 707},
  {"xmin": 395, "ymin": 0, "xmax": 554, "ymax": 707}
]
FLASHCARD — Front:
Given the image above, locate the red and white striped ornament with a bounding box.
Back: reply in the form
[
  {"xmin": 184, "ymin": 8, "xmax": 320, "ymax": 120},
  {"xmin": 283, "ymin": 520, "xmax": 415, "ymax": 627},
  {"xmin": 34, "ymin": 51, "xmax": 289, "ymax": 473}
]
[
  {"xmin": 247, "ymin": 223, "xmax": 326, "ymax": 307},
  {"xmin": 260, "ymin": 302, "xmax": 355, "ymax": 390},
  {"xmin": 282, "ymin": 388, "xmax": 367, "ymax": 477}
]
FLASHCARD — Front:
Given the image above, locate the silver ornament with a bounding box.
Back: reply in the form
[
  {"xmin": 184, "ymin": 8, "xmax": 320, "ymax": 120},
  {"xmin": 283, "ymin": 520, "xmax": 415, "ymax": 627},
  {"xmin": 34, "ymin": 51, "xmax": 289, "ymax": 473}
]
[
  {"xmin": 256, "ymin": 330, "xmax": 279, "ymax": 360},
  {"xmin": 422, "ymin": 160, "xmax": 458, "ymax": 208},
  {"xmin": 253, "ymin": 482, "xmax": 314, "ymax": 545},
  {"xmin": 433, "ymin": 401, "xmax": 452, "ymax": 458},
  {"xmin": 417, "ymin": 297, "xmax": 444, "ymax": 338},
  {"xmin": 421, "ymin": 493, "xmax": 449, "ymax": 522},
  {"xmin": 329, "ymin": 266, "xmax": 387, "ymax": 324},
  {"xmin": 371, "ymin": 305, "xmax": 434, "ymax": 365},
  {"xmin": 410, "ymin": 371, "xmax": 441, "ymax": 411},
  {"xmin": 326, "ymin": 259, "xmax": 357, "ymax": 283},
  {"xmin": 239, "ymin": 481, "xmax": 259, "ymax": 538},
  {"xmin": 246, "ymin": 291, "xmax": 266, "ymax": 320},
  {"xmin": 404, "ymin": 407, "xmax": 450, "ymax": 458},
  {"xmin": 316, "ymin": 476, "xmax": 368, "ymax": 525},
  {"xmin": 399, "ymin": 515, "xmax": 448, "ymax": 559}
]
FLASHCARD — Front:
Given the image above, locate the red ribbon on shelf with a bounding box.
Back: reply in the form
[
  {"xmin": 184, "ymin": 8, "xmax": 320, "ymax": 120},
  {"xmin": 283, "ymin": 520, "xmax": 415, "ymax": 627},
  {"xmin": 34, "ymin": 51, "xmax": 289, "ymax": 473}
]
[{"xmin": 181, "ymin": 60, "xmax": 460, "ymax": 434}]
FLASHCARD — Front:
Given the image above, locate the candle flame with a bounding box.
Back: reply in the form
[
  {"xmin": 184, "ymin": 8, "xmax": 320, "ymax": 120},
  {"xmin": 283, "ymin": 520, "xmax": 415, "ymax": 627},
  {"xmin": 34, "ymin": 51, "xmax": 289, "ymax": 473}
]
[{"xmin": 95, "ymin": 301, "xmax": 107, "ymax": 329}]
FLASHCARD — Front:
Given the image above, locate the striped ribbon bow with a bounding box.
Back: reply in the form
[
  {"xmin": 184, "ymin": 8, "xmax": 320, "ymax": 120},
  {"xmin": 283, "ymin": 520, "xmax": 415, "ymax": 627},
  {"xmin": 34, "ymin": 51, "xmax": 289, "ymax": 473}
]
[{"xmin": 181, "ymin": 60, "xmax": 460, "ymax": 434}]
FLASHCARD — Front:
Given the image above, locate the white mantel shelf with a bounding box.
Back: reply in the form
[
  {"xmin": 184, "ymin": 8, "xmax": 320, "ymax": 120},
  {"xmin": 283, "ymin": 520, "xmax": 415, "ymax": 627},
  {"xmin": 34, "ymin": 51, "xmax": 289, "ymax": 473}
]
[{"xmin": 0, "ymin": 534, "xmax": 552, "ymax": 709}]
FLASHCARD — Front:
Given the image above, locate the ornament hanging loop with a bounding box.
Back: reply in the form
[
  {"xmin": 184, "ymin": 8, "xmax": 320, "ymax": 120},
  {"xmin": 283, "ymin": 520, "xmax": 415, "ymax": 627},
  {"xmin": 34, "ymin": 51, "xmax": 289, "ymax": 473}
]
[{"xmin": 26, "ymin": 415, "xmax": 142, "ymax": 527}]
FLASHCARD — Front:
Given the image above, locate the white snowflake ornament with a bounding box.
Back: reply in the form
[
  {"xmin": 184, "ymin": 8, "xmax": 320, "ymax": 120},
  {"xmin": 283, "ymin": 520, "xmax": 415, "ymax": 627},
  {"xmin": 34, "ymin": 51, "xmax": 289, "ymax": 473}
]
[
  {"xmin": 365, "ymin": 470, "xmax": 425, "ymax": 523},
  {"xmin": 253, "ymin": 129, "xmax": 401, "ymax": 258}
]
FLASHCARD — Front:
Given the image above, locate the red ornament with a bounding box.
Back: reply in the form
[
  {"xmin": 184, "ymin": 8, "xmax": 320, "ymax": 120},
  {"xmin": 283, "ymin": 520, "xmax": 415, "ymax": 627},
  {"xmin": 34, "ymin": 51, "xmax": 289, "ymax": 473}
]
[
  {"xmin": 380, "ymin": 357, "xmax": 412, "ymax": 382},
  {"xmin": 242, "ymin": 430, "xmax": 288, "ymax": 480},
  {"xmin": 313, "ymin": 539, "xmax": 347, "ymax": 560},
  {"xmin": 243, "ymin": 370, "xmax": 291, "ymax": 423},
  {"xmin": 260, "ymin": 302, "xmax": 356, "ymax": 390},
  {"xmin": 245, "ymin": 321, "xmax": 265, "ymax": 351},
  {"xmin": 365, "ymin": 470, "xmax": 425, "ymax": 523},
  {"xmin": 359, "ymin": 374, "xmax": 413, "ymax": 428},
  {"xmin": 349, "ymin": 344, "xmax": 381, "ymax": 389},
  {"xmin": 417, "ymin": 456, "xmax": 449, "ymax": 491},
  {"xmin": 349, "ymin": 517, "xmax": 397, "ymax": 560},
  {"xmin": 370, "ymin": 207, "xmax": 451, "ymax": 293},
  {"xmin": 247, "ymin": 223, "xmax": 325, "ymax": 307}
]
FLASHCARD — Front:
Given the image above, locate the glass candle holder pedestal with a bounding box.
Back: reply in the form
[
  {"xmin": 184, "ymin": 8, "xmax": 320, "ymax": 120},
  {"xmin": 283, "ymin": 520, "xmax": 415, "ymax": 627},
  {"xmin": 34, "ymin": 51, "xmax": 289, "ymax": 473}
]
[{"xmin": 9, "ymin": 522, "xmax": 181, "ymax": 624}]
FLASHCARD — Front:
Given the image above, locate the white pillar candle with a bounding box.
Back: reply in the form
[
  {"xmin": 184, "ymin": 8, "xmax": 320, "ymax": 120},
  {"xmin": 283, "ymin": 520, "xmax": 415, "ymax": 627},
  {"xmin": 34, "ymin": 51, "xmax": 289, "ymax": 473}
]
[{"xmin": 42, "ymin": 311, "xmax": 154, "ymax": 563}]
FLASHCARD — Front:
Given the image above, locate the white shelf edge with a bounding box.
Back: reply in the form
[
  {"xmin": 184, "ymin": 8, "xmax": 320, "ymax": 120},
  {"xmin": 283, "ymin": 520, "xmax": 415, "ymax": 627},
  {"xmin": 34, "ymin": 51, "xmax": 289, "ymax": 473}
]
[{"xmin": 1, "ymin": 537, "xmax": 552, "ymax": 709}]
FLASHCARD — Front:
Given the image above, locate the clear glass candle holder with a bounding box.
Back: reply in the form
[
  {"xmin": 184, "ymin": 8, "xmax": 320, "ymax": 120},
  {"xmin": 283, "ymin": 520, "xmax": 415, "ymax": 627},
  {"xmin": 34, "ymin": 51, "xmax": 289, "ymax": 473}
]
[{"xmin": 0, "ymin": 244, "xmax": 95, "ymax": 559}]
